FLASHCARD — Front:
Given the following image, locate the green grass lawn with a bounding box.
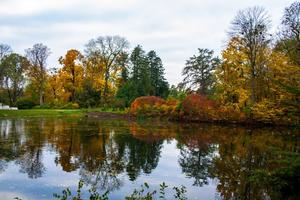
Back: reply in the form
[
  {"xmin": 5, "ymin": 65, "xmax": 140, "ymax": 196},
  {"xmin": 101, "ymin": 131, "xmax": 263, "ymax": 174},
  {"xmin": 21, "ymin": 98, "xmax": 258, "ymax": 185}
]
[
  {"xmin": 0, "ymin": 108, "xmax": 126, "ymax": 118},
  {"xmin": 0, "ymin": 109, "xmax": 86, "ymax": 118}
]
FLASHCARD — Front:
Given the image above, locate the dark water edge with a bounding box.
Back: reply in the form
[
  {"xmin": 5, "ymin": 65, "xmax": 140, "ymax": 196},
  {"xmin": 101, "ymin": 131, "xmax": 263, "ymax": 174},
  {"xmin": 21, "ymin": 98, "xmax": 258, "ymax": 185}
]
[
  {"xmin": 0, "ymin": 117, "xmax": 299, "ymax": 200},
  {"xmin": 86, "ymin": 111, "xmax": 300, "ymax": 127}
]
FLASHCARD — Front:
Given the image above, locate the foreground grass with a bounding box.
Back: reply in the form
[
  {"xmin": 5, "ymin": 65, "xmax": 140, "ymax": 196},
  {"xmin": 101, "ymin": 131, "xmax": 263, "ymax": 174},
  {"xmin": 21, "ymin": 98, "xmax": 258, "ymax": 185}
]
[{"xmin": 0, "ymin": 108, "xmax": 127, "ymax": 118}]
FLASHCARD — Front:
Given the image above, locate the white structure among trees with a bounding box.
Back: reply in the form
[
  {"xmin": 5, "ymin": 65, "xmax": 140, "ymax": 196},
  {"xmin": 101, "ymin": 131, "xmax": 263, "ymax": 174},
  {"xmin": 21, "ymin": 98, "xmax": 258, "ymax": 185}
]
[{"xmin": 0, "ymin": 103, "xmax": 18, "ymax": 110}]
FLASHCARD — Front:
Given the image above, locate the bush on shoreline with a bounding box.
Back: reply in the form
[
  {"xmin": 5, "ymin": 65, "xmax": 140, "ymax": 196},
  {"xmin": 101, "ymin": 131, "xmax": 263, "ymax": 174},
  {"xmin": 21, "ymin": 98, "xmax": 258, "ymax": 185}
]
[
  {"xmin": 130, "ymin": 96, "xmax": 179, "ymax": 118},
  {"xmin": 129, "ymin": 94, "xmax": 298, "ymax": 125}
]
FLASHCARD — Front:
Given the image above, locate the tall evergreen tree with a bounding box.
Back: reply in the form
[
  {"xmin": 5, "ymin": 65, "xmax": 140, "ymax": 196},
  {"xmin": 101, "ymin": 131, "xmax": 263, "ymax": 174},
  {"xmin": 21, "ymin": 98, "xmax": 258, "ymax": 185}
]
[
  {"xmin": 116, "ymin": 46, "xmax": 169, "ymax": 105},
  {"xmin": 130, "ymin": 45, "xmax": 151, "ymax": 96},
  {"xmin": 116, "ymin": 45, "xmax": 148, "ymax": 105},
  {"xmin": 182, "ymin": 48, "xmax": 220, "ymax": 95},
  {"xmin": 147, "ymin": 50, "xmax": 169, "ymax": 97}
]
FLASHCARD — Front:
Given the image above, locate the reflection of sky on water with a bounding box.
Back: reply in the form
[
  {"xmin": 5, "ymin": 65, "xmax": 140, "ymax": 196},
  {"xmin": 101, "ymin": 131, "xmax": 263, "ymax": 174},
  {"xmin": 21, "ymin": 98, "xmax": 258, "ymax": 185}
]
[
  {"xmin": 0, "ymin": 117, "xmax": 298, "ymax": 200},
  {"xmin": 126, "ymin": 140, "xmax": 217, "ymax": 200},
  {"xmin": 0, "ymin": 151, "xmax": 79, "ymax": 200},
  {"xmin": 0, "ymin": 139, "xmax": 216, "ymax": 200}
]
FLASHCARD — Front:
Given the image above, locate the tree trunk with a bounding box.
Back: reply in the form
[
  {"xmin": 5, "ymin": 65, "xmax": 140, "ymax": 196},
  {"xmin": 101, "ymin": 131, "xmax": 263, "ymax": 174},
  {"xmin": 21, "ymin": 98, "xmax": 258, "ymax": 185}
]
[
  {"xmin": 250, "ymin": 63, "xmax": 256, "ymax": 104},
  {"xmin": 39, "ymin": 90, "xmax": 43, "ymax": 105},
  {"xmin": 103, "ymin": 69, "xmax": 110, "ymax": 102}
]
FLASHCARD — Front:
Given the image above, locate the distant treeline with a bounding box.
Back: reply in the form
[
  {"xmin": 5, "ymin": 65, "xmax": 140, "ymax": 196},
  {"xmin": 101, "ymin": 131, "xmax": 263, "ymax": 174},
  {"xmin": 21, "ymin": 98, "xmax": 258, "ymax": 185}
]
[{"xmin": 0, "ymin": 38, "xmax": 169, "ymax": 109}]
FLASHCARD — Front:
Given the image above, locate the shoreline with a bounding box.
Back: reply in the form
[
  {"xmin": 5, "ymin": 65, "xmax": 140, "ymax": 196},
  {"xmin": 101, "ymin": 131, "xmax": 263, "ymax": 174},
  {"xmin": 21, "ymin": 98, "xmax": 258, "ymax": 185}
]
[
  {"xmin": 0, "ymin": 109, "xmax": 298, "ymax": 127},
  {"xmin": 87, "ymin": 111, "xmax": 300, "ymax": 128}
]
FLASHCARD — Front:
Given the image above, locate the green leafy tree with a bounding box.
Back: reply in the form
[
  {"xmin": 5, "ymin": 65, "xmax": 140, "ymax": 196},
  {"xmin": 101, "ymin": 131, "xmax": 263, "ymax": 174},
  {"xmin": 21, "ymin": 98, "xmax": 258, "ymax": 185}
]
[
  {"xmin": 182, "ymin": 48, "xmax": 220, "ymax": 95},
  {"xmin": 116, "ymin": 81, "xmax": 138, "ymax": 107},
  {"xmin": 1, "ymin": 53, "xmax": 28, "ymax": 106},
  {"xmin": 77, "ymin": 79, "xmax": 101, "ymax": 108},
  {"xmin": 25, "ymin": 43, "xmax": 51, "ymax": 105},
  {"xmin": 168, "ymin": 84, "xmax": 187, "ymax": 101}
]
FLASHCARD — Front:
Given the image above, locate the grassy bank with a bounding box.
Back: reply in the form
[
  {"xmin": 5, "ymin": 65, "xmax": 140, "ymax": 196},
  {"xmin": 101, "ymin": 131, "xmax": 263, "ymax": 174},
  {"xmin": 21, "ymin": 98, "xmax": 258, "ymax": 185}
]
[
  {"xmin": 0, "ymin": 108, "xmax": 127, "ymax": 118},
  {"xmin": 0, "ymin": 109, "xmax": 87, "ymax": 118}
]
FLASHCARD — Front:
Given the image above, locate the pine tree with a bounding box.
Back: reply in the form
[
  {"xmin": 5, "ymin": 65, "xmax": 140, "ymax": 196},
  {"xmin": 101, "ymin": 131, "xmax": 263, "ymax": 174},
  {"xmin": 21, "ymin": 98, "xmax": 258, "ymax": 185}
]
[
  {"xmin": 147, "ymin": 50, "xmax": 169, "ymax": 97},
  {"xmin": 130, "ymin": 45, "xmax": 151, "ymax": 96},
  {"xmin": 182, "ymin": 48, "xmax": 220, "ymax": 95}
]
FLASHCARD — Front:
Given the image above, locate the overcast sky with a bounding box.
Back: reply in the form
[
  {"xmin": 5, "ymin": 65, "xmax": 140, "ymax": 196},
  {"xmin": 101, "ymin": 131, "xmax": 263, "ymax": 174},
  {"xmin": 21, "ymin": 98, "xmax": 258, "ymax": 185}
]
[{"xmin": 0, "ymin": 0, "xmax": 295, "ymax": 85}]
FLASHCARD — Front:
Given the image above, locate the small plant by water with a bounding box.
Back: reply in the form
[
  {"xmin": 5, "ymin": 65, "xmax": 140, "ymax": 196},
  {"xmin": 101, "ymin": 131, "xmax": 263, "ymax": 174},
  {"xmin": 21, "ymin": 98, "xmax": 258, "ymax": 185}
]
[{"xmin": 50, "ymin": 180, "xmax": 188, "ymax": 200}]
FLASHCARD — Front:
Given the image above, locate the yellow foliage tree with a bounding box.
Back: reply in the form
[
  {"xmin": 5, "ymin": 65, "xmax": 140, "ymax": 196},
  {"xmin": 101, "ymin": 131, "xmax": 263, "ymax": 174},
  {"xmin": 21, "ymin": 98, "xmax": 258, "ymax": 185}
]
[
  {"xmin": 215, "ymin": 36, "xmax": 300, "ymax": 123},
  {"xmin": 215, "ymin": 37, "xmax": 250, "ymax": 110},
  {"xmin": 58, "ymin": 49, "xmax": 84, "ymax": 102},
  {"xmin": 83, "ymin": 56, "xmax": 105, "ymax": 95}
]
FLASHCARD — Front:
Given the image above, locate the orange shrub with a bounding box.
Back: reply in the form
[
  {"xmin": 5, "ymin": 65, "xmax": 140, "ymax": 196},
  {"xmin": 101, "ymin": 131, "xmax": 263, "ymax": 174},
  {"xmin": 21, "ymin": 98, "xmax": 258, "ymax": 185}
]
[
  {"xmin": 165, "ymin": 98, "xmax": 179, "ymax": 107},
  {"xmin": 130, "ymin": 96, "xmax": 179, "ymax": 117},
  {"xmin": 216, "ymin": 105, "xmax": 246, "ymax": 122},
  {"xmin": 180, "ymin": 94, "xmax": 216, "ymax": 121},
  {"xmin": 130, "ymin": 96, "xmax": 166, "ymax": 115}
]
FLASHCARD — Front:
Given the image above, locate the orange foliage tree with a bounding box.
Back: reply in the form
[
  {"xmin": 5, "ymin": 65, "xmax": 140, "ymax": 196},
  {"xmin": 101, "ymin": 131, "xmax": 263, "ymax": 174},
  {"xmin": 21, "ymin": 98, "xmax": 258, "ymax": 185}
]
[{"xmin": 58, "ymin": 49, "xmax": 84, "ymax": 102}]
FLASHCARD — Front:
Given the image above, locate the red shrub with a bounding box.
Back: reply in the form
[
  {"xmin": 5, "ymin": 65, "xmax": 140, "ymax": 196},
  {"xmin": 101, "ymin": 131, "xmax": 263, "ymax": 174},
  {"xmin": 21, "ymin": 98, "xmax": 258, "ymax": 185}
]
[{"xmin": 181, "ymin": 94, "xmax": 216, "ymax": 120}]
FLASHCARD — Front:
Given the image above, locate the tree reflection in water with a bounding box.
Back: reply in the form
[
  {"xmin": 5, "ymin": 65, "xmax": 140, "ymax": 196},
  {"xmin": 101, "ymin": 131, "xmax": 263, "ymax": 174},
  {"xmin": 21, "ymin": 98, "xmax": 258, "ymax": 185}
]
[
  {"xmin": 0, "ymin": 119, "xmax": 25, "ymax": 174},
  {"xmin": 0, "ymin": 118, "xmax": 299, "ymax": 199},
  {"xmin": 16, "ymin": 119, "xmax": 46, "ymax": 178},
  {"xmin": 177, "ymin": 125, "xmax": 300, "ymax": 200},
  {"xmin": 177, "ymin": 125, "xmax": 217, "ymax": 186}
]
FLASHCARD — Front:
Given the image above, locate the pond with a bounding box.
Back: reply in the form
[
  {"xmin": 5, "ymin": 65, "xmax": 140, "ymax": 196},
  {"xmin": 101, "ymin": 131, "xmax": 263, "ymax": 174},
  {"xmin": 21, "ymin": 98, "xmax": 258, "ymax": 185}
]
[{"xmin": 0, "ymin": 117, "xmax": 299, "ymax": 200}]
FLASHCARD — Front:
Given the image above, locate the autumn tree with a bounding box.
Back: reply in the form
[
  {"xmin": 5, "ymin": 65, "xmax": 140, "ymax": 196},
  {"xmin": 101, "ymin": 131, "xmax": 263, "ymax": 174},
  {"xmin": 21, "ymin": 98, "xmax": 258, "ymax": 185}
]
[
  {"xmin": 85, "ymin": 36, "xmax": 129, "ymax": 101},
  {"xmin": 216, "ymin": 20, "xmax": 299, "ymax": 123},
  {"xmin": 1, "ymin": 53, "xmax": 28, "ymax": 105},
  {"xmin": 59, "ymin": 49, "xmax": 84, "ymax": 102},
  {"xmin": 230, "ymin": 6, "xmax": 271, "ymax": 104},
  {"xmin": 214, "ymin": 37, "xmax": 250, "ymax": 109},
  {"xmin": 25, "ymin": 43, "xmax": 51, "ymax": 105},
  {"xmin": 276, "ymin": 1, "xmax": 300, "ymax": 66},
  {"xmin": 262, "ymin": 50, "xmax": 300, "ymax": 121},
  {"xmin": 83, "ymin": 45, "xmax": 105, "ymax": 97},
  {"xmin": 46, "ymin": 67, "xmax": 67, "ymax": 104},
  {"xmin": 115, "ymin": 52, "xmax": 129, "ymax": 88},
  {"xmin": 0, "ymin": 44, "xmax": 12, "ymax": 87},
  {"xmin": 275, "ymin": 2, "xmax": 300, "ymax": 110},
  {"xmin": 182, "ymin": 48, "xmax": 220, "ymax": 95}
]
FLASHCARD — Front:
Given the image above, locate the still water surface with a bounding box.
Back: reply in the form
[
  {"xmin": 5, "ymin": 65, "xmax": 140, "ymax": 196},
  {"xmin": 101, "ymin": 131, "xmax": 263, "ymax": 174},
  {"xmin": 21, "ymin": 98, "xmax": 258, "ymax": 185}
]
[{"xmin": 0, "ymin": 117, "xmax": 299, "ymax": 200}]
